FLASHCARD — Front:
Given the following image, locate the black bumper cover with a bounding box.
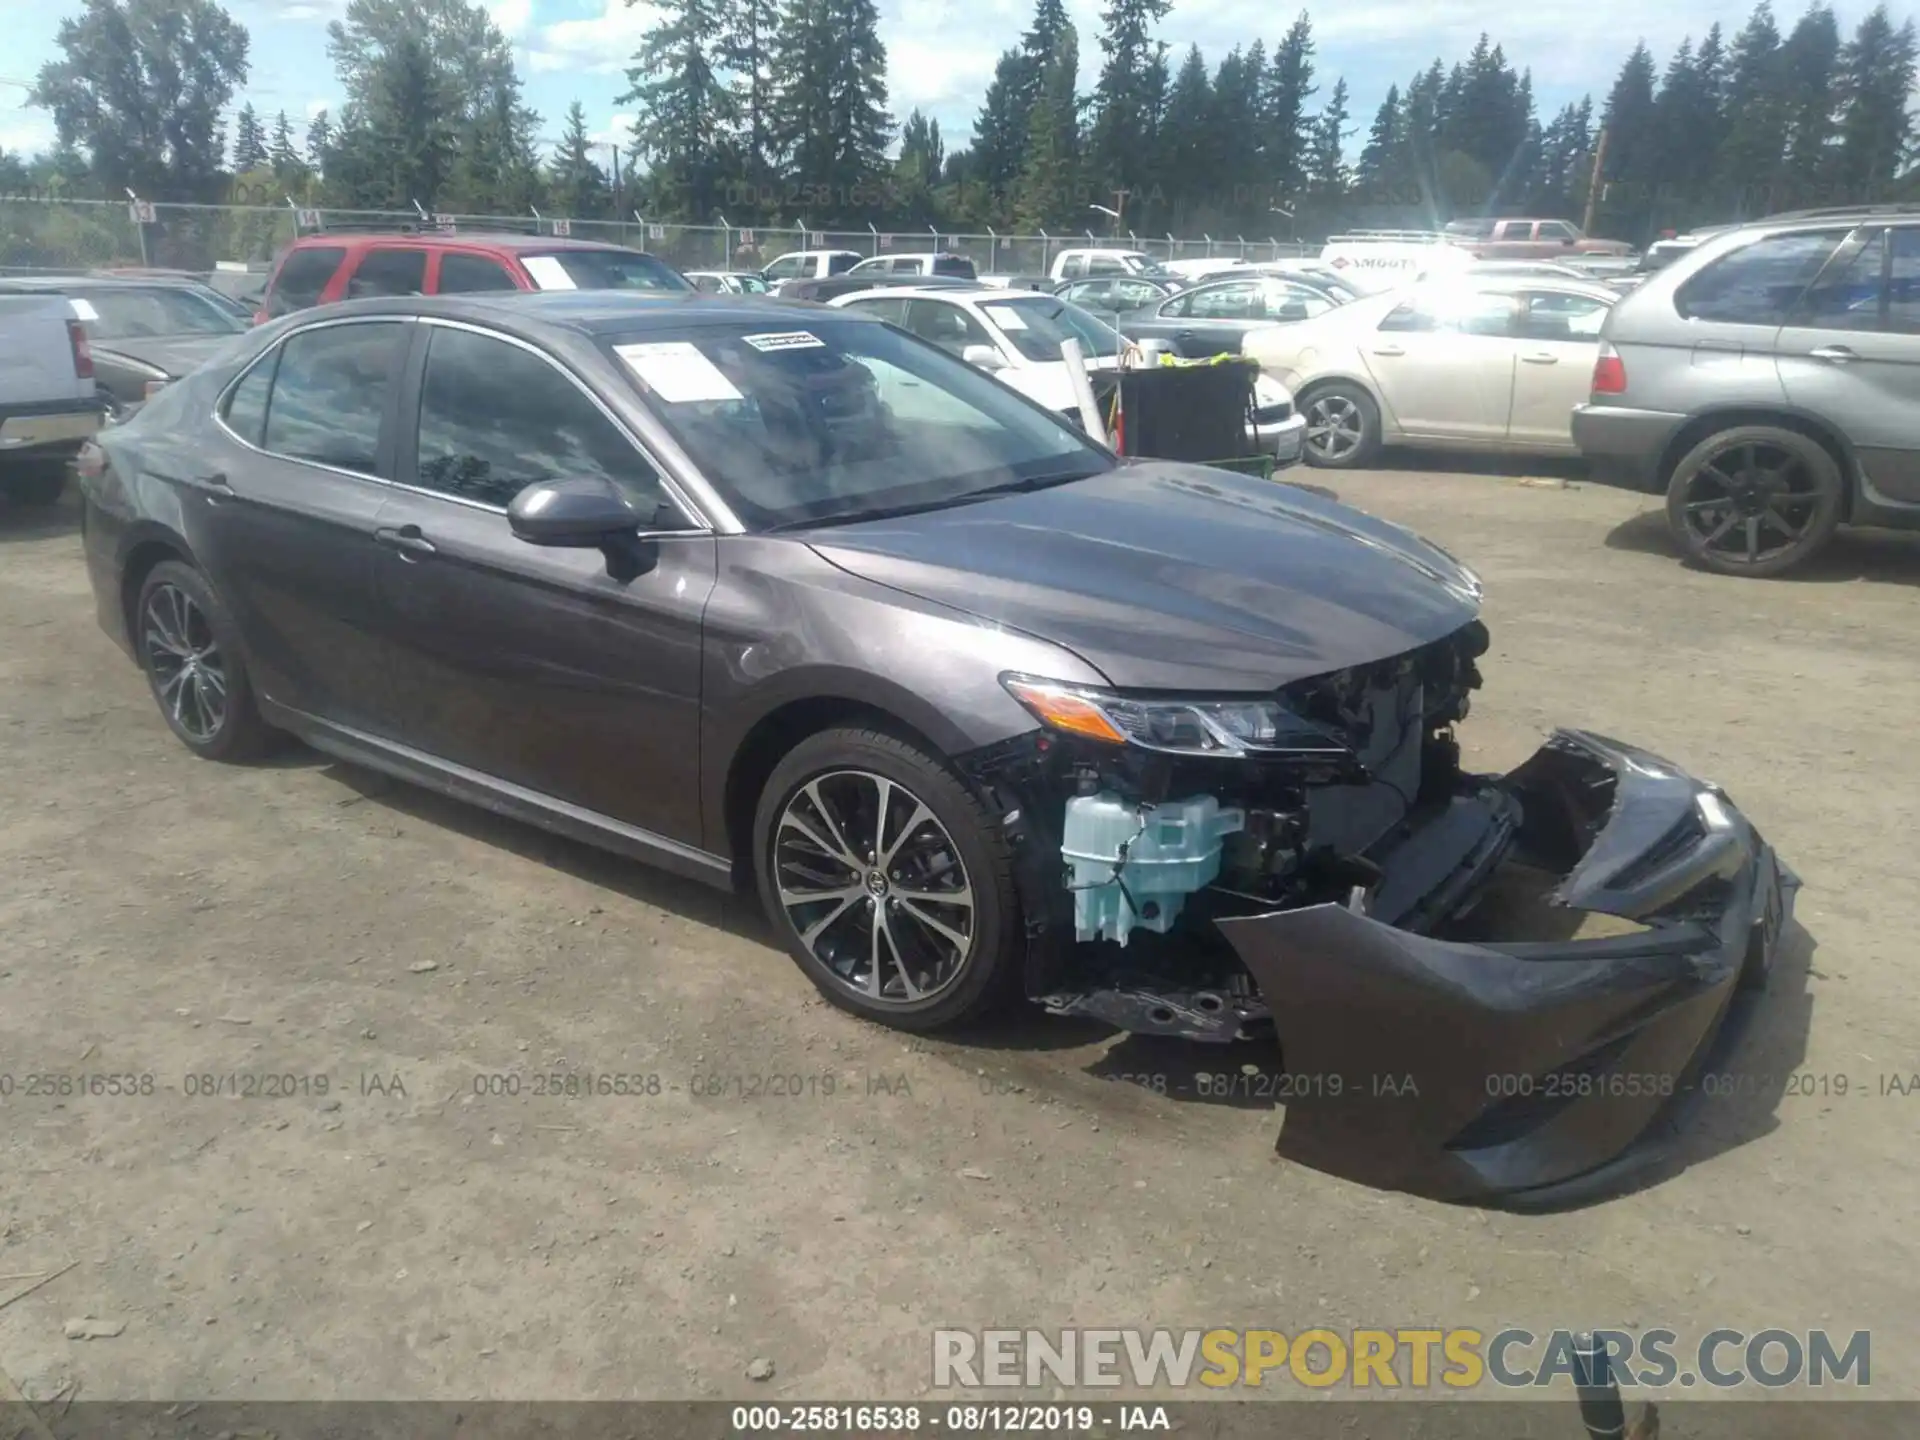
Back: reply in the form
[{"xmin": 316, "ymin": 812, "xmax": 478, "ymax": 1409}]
[{"xmin": 1218, "ymin": 729, "xmax": 1795, "ymax": 1207}]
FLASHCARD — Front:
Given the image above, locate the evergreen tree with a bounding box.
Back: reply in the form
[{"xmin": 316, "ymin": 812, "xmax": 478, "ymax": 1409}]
[
  {"xmin": 721, "ymin": 0, "xmax": 780, "ymax": 178},
  {"xmin": 622, "ymin": 0, "xmax": 733, "ymax": 219},
  {"xmin": 970, "ymin": 56, "xmax": 1031, "ymax": 202},
  {"xmin": 269, "ymin": 109, "xmax": 301, "ymax": 177},
  {"xmin": 894, "ymin": 108, "xmax": 944, "ymax": 225},
  {"xmin": 305, "ymin": 109, "xmax": 333, "ymax": 174},
  {"xmin": 768, "ymin": 0, "xmax": 891, "ymax": 221},
  {"xmin": 1264, "ymin": 14, "xmax": 1316, "ymax": 200},
  {"xmin": 1778, "ymin": 4, "xmax": 1841, "ymax": 204},
  {"xmin": 1208, "ymin": 46, "xmax": 1261, "ymax": 221},
  {"xmin": 1308, "ymin": 76, "xmax": 1350, "ymax": 194},
  {"xmin": 1833, "ymin": 4, "xmax": 1915, "ymax": 196},
  {"xmin": 1717, "ymin": 2, "xmax": 1786, "ymax": 212},
  {"xmin": 1355, "ymin": 84, "xmax": 1401, "ymax": 195},
  {"xmin": 1598, "ymin": 41, "xmax": 1659, "ymax": 235},
  {"xmin": 1088, "ymin": 0, "xmax": 1172, "ymax": 206},
  {"xmin": 232, "ymin": 103, "xmax": 268, "ymax": 172},
  {"xmin": 1154, "ymin": 45, "xmax": 1212, "ymax": 222},
  {"xmin": 548, "ymin": 100, "xmax": 611, "ymax": 217},
  {"xmin": 1013, "ymin": 22, "xmax": 1082, "ymax": 229}
]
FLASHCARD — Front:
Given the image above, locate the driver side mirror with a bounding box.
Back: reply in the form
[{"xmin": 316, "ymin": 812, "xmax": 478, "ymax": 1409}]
[
  {"xmin": 509, "ymin": 477, "xmax": 641, "ymax": 547},
  {"xmin": 961, "ymin": 343, "xmax": 1008, "ymax": 371}
]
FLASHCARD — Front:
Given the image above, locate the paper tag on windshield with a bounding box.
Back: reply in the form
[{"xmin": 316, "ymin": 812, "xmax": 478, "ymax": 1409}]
[
  {"xmin": 741, "ymin": 330, "xmax": 824, "ymax": 352},
  {"xmin": 522, "ymin": 256, "xmax": 578, "ymax": 291},
  {"xmin": 69, "ymin": 297, "xmax": 100, "ymax": 322},
  {"xmin": 992, "ymin": 307, "xmax": 1029, "ymax": 330},
  {"xmin": 614, "ymin": 342, "xmax": 743, "ymax": 403}
]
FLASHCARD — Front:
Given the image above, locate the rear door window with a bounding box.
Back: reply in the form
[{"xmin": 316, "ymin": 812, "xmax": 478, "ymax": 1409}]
[
  {"xmin": 827, "ymin": 253, "xmax": 860, "ymax": 275},
  {"xmin": 268, "ymin": 246, "xmax": 345, "ymax": 317},
  {"xmin": 436, "ymin": 253, "xmax": 519, "ymax": 293},
  {"xmin": 345, "ymin": 248, "xmax": 427, "ymax": 299},
  {"xmin": 933, "ymin": 254, "xmax": 977, "ymax": 279},
  {"xmin": 764, "ymin": 255, "xmax": 804, "ymax": 281},
  {"xmin": 1884, "ymin": 227, "xmax": 1920, "ymax": 335},
  {"xmin": 1519, "ymin": 290, "xmax": 1611, "ymax": 341},
  {"xmin": 260, "ymin": 321, "xmax": 407, "ymax": 475},
  {"xmin": 1676, "ymin": 230, "xmax": 1849, "ymax": 325}
]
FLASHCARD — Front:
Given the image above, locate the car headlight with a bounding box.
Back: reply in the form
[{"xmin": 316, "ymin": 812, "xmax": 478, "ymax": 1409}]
[{"xmin": 1002, "ymin": 675, "xmax": 1350, "ymax": 758}]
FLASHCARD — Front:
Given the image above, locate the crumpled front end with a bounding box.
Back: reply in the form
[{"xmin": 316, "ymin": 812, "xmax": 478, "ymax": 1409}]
[{"xmin": 1219, "ymin": 729, "xmax": 1795, "ymax": 1206}]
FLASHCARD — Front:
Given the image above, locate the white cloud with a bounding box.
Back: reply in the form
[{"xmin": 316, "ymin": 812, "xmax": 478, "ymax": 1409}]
[
  {"xmin": 306, "ymin": 97, "xmax": 337, "ymax": 119},
  {"xmin": 588, "ymin": 111, "xmax": 634, "ymax": 149},
  {"xmin": 530, "ymin": 0, "xmax": 660, "ymax": 74},
  {"xmin": 484, "ymin": 0, "xmax": 536, "ymax": 40}
]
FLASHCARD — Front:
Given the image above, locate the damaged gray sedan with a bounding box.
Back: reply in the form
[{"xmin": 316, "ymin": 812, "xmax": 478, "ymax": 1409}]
[{"xmin": 79, "ymin": 293, "xmax": 1792, "ymax": 1208}]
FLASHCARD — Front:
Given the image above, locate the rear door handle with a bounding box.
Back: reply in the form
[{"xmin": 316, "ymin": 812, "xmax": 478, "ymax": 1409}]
[
  {"xmin": 1808, "ymin": 345, "xmax": 1857, "ymax": 364},
  {"xmin": 1520, "ymin": 353, "xmax": 1560, "ymax": 365},
  {"xmin": 375, "ymin": 524, "xmax": 437, "ymax": 557}
]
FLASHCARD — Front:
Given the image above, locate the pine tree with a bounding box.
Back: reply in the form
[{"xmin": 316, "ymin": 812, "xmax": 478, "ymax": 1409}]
[
  {"xmin": 1308, "ymin": 76, "xmax": 1350, "ymax": 194},
  {"xmin": 1013, "ymin": 22, "xmax": 1081, "ymax": 230},
  {"xmin": 232, "ymin": 102, "xmax": 268, "ymax": 172},
  {"xmin": 894, "ymin": 108, "xmax": 944, "ymax": 225},
  {"xmin": 305, "ymin": 109, "xmax": 333, "ymax": 174},
  {"xmin": 1598, "ymin": 41, "xmax": 1659, "ymax": 235},
  {"xmin": 971, "ymin": 56, "xmax": 1031, "ymax": 203},
  {"xmin": 1717, "ymin": 2, "xmax": 1786, "ymax": 212},
  {"xmin": 1087, "ymin": 0, "xmax": 1172, "ymax": 205},
  {"xmin": 1356, "ymin": 85, "xmax": 1401, "ymax": 195},
  {"xmin": 1264, "ymin": 14, "xmax": 1316, "ymax": 201},
  {"xmin": 548, "ymin": 99, "xmax": 611, "ymax": 217},
  {"xmin": 1833, "ymin": 4, "xmax": 1915, "ymax": 196},
  {"xmin": 268, "ymin": 109, "xmax": 301, "ymax": 177},
  {"xmin": 1208, "ymin": 46, "xmax": 1261, "ymax": 222},
  {"xmin": 621, "ymin": 0, "xmax": 734, "ymax": 219},
  {"xmin": 1154, "ymin": 45, "xmax": 1212, "ymax": 223},
  {"xmin": 721, "ymin": 0, "xmax": 780, "ymax": 178},
  {"xmin": 1778, "ymin": 4, "xmax": 1842, "ymax": 205},
  {"xmin": 767, "ymin": 0, "xmax": 891, "ymax": 221}
]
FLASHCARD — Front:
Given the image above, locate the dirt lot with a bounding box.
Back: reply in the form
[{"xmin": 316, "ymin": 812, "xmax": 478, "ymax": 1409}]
[{"xmin": 1, "ymin": 464, "xmax": 1916, "ymax": 1412}]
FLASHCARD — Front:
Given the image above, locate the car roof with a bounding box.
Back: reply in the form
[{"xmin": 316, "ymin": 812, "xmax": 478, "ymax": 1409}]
[
  {"xmin": 268, "ymin": 291, "xmax": 875, "ymax": 337},
  {"xmin": 833, "ymin": 285, "xmax": 1029, "ymax": 304},
  {"xmin": 289, "ymin": 232, "xmax": 640, "ymax": 254},
  {"xmin": 0, "ymin": 272, "xmax": 216, "ymax": 290}
]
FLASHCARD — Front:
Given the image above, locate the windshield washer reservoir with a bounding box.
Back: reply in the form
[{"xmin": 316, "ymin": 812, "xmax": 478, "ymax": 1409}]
[{"xmin": 1063, "ymin": 793, "xmax": 1245, "ymax": 945}]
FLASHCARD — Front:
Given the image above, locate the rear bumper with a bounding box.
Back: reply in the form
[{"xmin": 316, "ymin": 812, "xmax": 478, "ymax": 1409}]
[
  {"xmin": 0, "ymin": 403, "xmax": 101, "ymax": 456},
  {"xmin": 1570, "ymin": 404, "xmax": 1682, "ymax": 493},
  {"xmin": 1219, "ymin": 729, "xmax": 1794, "ymax": 1207}
]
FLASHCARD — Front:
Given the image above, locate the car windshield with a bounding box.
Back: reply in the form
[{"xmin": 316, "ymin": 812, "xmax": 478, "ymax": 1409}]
[
  {"xmin": 980, "ymin": 296, "xmax": 1127, "ymax": 363},
  {"xmin": 70, "ymin": 286, "xmax": 247, "ymax": 339},
  {"xmin": 605, "ymin": 318, "xmax": 1110, "ymax": 531},
  {"xmin": 522, "ymin": 249, "xmax": 692, "ymax": 292}
]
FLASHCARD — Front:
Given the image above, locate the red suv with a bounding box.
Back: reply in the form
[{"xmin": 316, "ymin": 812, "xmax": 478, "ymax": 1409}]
[{"xmin": 256, "ymin": 232, "xmax": 692, "ymax": 322}]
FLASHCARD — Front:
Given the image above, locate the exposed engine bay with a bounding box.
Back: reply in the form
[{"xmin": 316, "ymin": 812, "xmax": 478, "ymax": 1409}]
[{"xmin": 958, "ymin": 618, "xmax": 1794, "ymax": 1205}]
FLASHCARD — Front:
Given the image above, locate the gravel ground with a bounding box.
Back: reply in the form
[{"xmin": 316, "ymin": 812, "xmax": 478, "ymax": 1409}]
[{"xmin": 0, "ymin": 465, "xmax": 1915, "ymax": 1414}]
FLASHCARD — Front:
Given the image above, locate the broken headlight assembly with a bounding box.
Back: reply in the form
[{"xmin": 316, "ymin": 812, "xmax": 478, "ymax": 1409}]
[{"xmin": 1000, "ymin": 675, "xmax": 1351, "ymax": 758}]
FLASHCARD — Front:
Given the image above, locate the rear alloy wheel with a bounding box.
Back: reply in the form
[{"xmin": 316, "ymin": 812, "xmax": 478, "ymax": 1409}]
[
  {"xmin": 1299, "ymin": 383, "xmax": 1381, "ymax": 469},
  {"xmin": 1665, "ymin": 426, "xmax": 1843, "ymax": 578},
  {"xmin": 136, "ymin": 560, "xmax": 275, "ymax": 761},
  {"xmin": 753, "ymin": 728, "xmax": 1020, "ymax": 1030}
]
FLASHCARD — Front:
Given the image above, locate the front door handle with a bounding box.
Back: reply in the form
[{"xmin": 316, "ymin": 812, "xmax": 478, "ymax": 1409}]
[
  {"xmin": 1520, "ymin": 352, "xmax": 1560, "ymax": 365},
  {"xmin": 375, "ymin": 524, "xmax": 437, "ymax": 557},
  {"xmin": 1371, "ymin": 345, "xmax": 1406, "ymax": 358},
  {"xmin": 1808, "ymin": 345, "xmax": 1857, "ymax": 364}
]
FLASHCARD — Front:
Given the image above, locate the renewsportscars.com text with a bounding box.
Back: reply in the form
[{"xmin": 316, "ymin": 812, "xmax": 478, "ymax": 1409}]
[{"xmin": 932, "ymin": 1327, "xmax": 1870, "ymax": 1391}]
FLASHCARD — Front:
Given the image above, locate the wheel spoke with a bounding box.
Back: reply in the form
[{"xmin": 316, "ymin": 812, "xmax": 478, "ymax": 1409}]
[
  {"xmin": 866, "ymin": 911, "xmax": 889, "ymax": 998},
  {"xmin": 1701, "ymin": 512, "xmax": 1738, "ymax": 546},
  {"xmin": 897, "ymin": 897, "xmax": 970, "ymax": 954},
  {"xmin": 880, "ymin": 799, "xmax": 933, "ymax": 870},
  {"xmin": 892, "ymin": 882, "xmax": 973, "ymax": 910},
  {"xmin": 157, "ymin": 664, "xmax": 190, "ymax": 710},
  {"xmin": 1744, "ymin": 516, "xmax": 1762, "ymax": 560},
  {"xmin": 791, "ymin": 887, "xmax": 863, "ymax": 947},
  {"xmin": 1759, "ymin": 508, "xmax": 1799, "ymax": 540},
  {"xmin": 802, "ymin": 780, "xmax": 862, "ymax": 867}
]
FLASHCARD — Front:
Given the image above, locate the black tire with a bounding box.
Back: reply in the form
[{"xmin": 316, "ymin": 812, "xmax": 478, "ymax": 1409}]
[
  {"xmin": 1297, "ymin": 382, "xmax": 1382, "ymax": 469},
  {"xmin": 134, "ymin": 560, "xmax": 276, "ymax": 761},
  {"xmin": 4, "ymin": 461, "xmax": 68, "ymax": 507},
  {"xmin": 752, "ymin": 726, "xmax": 1022, "ymax": 1031},
  {"xmin": 1664, "ymin": 425, "xmax": 1844, "ymax": 578}
]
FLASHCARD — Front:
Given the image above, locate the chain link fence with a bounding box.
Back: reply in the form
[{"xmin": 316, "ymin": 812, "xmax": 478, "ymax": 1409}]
[{"xmin": 1, "ymin": 197, "xmax": 1318, "ymax": 278}]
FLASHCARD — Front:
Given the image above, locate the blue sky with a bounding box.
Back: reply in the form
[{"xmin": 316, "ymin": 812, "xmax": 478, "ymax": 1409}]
[{"xmin": 0, "ymin": 0, "xmax": 1894, "ymax": 175}]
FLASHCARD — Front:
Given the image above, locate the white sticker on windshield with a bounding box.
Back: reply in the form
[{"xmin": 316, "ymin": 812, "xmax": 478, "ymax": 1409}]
[
  {"xmin": 69, "ymin": 297, "xmax": 100, "ymax": 322},
  {"xmin": 614, "ymin": 342, "xmax": 743, "ymax": 403},
  {"xmin": 992, "ymin": 307, "xmax": 1029, "ymax": 330},
  {"xmin": 740, "ymin": 330, "xmax": 825, "ymax": 352},
  {"xmin": 522, "ymin": 256, "xmax": 578, "ymax": 291}
]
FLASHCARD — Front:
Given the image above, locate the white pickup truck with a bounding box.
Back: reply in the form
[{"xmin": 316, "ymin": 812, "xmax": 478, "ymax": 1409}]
[{"xmin": 0, "ymin": 294, "xmax": 102, "ymax": 506}]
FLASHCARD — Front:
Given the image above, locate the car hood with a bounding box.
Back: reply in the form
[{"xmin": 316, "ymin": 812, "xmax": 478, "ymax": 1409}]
[
  {"xmin": 805, "ymin": 461, "xmax": 1483, "ymax": 690},
  {"xmin": 92, "ymin": 333, "xmax": 240, "ymax": 378}
]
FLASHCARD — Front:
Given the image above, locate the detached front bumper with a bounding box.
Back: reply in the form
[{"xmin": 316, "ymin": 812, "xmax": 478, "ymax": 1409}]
[
  {"xmin": 1255, "ymin": 410, "xmax": 1308, "ymax": 466},
  {"xmin": 1218, "ymin": 729, "xmax": 1795, "ymax": 1207}
]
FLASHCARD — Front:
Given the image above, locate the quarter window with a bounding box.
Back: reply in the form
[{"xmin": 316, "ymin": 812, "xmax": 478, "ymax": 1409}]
[
  {"xmin": 260, "ymin": 322, "xmax": 406, "ymax": 475},
  {"xmin": 221, "ymin": 351, "xmax": 278, "ymax": 447},
  {"xmin": 1519, "ymin": 291, "xmax": 1611, "ymax": 341},
  {"xmin": 1885, "ymin": 228, "xmax": 1920, "ymax": 335},
  {"xmin": 413, "ymin": 326, "xmax": 675, "ymax": 516},
  {"xmin": 1676, "ymin": 230, "xmax": 1848, "ymax": 325},
  {"xmin": 1793, "ymin": 230, "xmax": 1887, "ymax": 331}
]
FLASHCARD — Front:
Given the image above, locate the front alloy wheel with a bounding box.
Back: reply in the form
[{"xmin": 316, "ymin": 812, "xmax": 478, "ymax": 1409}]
[
  {"xmin": 752, "ymin": 727, "xmax": 1021, "ymax": 1030},
  {"xmin": 773, "ymin": 769, "xmax": 975, "ymax": 1006}
]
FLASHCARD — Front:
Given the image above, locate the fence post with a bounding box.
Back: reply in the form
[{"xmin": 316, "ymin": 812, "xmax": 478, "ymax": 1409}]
[
  {"xmin": 987, "ymin": 226, "xmax": 997, "ymax": 272},
  {"xmin": 635, "ymin": 212, "xmax": 647, "ymax": 252},
  {"xmin": 1038, "ymin": 229, "xmax": 1051, "ymax": 276}
]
